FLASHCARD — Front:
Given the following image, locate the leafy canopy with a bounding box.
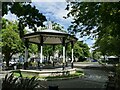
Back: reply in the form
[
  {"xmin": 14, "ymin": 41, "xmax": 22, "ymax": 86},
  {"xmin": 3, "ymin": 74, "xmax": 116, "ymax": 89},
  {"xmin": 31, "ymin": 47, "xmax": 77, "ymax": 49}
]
[
  {"xmin": 66, "ymin": 2, "xmax": 120, "ymax": 56},
  {"xmin": 2, "ymin": 2, "xmax": 47, "ymax": 37},
  {"xmin": 1, "ymin": 18, "xmax": 24, "ymax": 66},
  {"xmin": 67, "ymin": 41, "xmax": 90, "ymax": 59}
]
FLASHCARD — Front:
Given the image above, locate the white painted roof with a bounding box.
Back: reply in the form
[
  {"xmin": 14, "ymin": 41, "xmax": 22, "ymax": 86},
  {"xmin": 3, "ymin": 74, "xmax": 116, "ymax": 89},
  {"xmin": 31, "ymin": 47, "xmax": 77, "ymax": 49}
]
[{"xmin": 39, "ymin": 29, "xmax": 67, "ymax": 34}]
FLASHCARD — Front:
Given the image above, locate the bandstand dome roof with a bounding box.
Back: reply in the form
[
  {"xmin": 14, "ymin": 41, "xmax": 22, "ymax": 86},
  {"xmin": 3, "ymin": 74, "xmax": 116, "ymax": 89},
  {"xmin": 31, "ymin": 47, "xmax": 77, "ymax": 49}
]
[{"xmin": 24, "ymin": 22, "xmax": 77, "ymax": 45}]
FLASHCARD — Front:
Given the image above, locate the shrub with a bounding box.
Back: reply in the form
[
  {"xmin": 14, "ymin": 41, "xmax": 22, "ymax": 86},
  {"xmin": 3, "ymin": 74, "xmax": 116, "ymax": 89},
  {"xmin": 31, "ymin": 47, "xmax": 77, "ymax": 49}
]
[{"xmin": 2, "ymin": 73, "xmax": 39, "ymax": 90}]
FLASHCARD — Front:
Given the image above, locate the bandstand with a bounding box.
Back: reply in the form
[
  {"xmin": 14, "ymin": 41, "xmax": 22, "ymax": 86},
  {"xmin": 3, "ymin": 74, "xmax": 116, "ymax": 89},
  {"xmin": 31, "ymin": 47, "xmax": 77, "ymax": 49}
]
[{"xmin": 23, "ymin": 21, "xmax": 77, "ymax": 70}]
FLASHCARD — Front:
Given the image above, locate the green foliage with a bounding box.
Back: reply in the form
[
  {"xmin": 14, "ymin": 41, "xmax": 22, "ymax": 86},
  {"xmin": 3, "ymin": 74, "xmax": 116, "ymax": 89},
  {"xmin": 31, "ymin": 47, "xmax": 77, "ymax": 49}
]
[
  {"xmin": 1, "ymin": 18, "xmax": 24, "ymax": 67},
  {"xmin": 92, "ymin": 51, "xmax": 102, "ymax": 60},
  {"xmin": 28, "ymin": 44, "xmax": 38, "ymax": 55},
  {"xmin": 2, "ymin": 2, "xmax": 47, "ymax": 37},
  {"xmin": 2, "ymin": 73, "xmax": 18, "ymax": 90},
  {"xmin": 66, "ymin": 2, "xmax": 120, "ymax": 37},
  {"xmin": 94, "ymin": 34, "xmax": 120, "ymax": 56},
  {"xmin": 55, "ymin": 45, "xmax": 62, "ymax": 56},
  {"xmin": 43, "ymin": 45, "xmax": 53, "ymax": 57},
  {"xmin": 52, "ymin": 22, "xmax": 66, "ymax": 32},
  {"xmin": 67, "ymin": 41, "xmax": 90, "ymax": 59},
  {"xmin": 2, "ymin": 73, "xmax": 39, "ymax": 90},
  {"xmin": 66, "ymin": 2, "xmax": 120, "ymax": 56}
]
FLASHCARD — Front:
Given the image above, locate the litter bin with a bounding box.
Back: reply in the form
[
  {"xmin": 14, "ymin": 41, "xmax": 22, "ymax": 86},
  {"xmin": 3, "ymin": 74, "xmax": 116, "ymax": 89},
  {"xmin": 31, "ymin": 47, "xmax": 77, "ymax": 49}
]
[{"xmin": 49, "ymin": 85, "xmax": 58, "ymax": 90}]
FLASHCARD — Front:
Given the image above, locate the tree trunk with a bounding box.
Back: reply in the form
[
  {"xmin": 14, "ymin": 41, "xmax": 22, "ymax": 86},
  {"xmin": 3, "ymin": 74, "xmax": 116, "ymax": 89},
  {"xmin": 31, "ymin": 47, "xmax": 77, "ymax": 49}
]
[
  {"xmin": 6, "ymin": 58, "xmax": 9, "ymax": 67},
  {"xmin": 45, "ymin": 56, "xmax": 47, "ymax": 63},
  {"xmin": 48, "ymin": 54, "xmax": 50, "ymax": 63},
  {"xmin": 103, "ymin": 55, "xmax": 105, "ymax": 61},
  {"xmin": 4, "ymin": 52, "xmax": 11, "ymax": 67}
]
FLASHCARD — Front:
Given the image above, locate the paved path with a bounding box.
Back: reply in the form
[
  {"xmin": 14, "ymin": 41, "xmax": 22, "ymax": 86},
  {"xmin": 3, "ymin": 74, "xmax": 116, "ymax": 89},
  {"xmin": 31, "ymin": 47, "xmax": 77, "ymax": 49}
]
[
  {"xmin": 74, "ymin": 62, "xmax": 113, "ymax": 68},
  {"xmin": 38, "ymin": 68, "xmax": 109, "ymax": 89}
]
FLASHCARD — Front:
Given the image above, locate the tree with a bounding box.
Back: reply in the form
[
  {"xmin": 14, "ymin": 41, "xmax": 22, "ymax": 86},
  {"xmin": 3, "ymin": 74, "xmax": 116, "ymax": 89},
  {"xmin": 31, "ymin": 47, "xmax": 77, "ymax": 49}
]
[
  {"xmin": 66, "ymin": 2, "xmax": 120, "ymax": 37},
  {"xmin": 2, "ymin": 2, "xmax": 47, "ymax": 38},
  {"xmin": 92, "ymin": 51, "xmax": 102, "ymax": 61},
  {"xmin": 2, "ymin": 2, "xmax": 47, "ymax": 67},
  {"xmin": 43, "ymin": 45, "xmax": 54, "ymax": 63},
  {"xmin": 93, "ymin": 25, "xmax": 120, "ymax": 56},
  {"xmin": 66, "ymin": 2, "xmax": 120, "ymax": 56},
  {"xmin": 1, "ymin": 19, "xmax": 24, "ymax": 67},
  {"xmin": 28, "ymin": 44, "xmax": 38, "ymax": 55},
  {"xmin": 67, "ymin": 41, "xmax": 90, "ymax": 61},
  {"xmin": 52, "ymin": 22, "xmax": 66, "ymax": 32}
]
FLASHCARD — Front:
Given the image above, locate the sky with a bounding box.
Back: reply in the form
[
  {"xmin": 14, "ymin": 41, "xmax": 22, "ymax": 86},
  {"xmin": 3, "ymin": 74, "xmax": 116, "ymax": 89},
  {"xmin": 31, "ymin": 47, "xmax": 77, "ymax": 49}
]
[{"xmin": 3, "ymin": 1, "xmax": 95, "ymax": 51}]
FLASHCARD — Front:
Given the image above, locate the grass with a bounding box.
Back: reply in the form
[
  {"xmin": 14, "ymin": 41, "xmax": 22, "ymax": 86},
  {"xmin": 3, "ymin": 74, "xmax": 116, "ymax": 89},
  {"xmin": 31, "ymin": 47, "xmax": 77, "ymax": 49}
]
[
  {"xmin": 13, "ymin": 72, "xmax": 37, "ymax": 78},
  {"xmin": 13, "ymin": 70, "xmax": 84, "ymax": 80}
]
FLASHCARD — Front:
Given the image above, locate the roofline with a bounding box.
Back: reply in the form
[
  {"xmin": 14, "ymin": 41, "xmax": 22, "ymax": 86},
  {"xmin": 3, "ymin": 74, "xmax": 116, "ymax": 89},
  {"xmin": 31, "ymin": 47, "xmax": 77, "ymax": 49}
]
[
  {"xmin": 24, "ymin": 31, "xmax": 69, "ymax": 38},
  {"xmin": 24, "ymin": 32, "xmax": 78, "ymax": 40},
  {"xmin": 23, "ymin": 31, "xmax": 78, "ymax": 45},
  {"xmin": 29, "ymin": 41, "xmax": 71, "ymax": 45}
]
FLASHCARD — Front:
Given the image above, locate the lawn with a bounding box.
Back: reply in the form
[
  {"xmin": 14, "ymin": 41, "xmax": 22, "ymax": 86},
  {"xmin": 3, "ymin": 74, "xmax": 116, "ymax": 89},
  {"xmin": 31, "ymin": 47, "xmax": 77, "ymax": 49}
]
[{"xmin": 13, "ymin": 70, "xmax": 84, "ymax": 80}]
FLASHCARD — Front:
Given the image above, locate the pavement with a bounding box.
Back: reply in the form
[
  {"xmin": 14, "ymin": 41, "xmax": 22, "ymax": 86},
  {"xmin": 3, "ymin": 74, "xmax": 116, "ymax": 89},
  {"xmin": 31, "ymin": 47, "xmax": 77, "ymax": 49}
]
[
  {"xmin": 36, "ymin": 62, "xmax": 111, "ymax": 89},
  {"xmin": 74, "ymin": 62, "xmax": 113, "ymax": 68},
  {"xmin": 38, "ymin": 68, "xmax": 109, "ymax": 89}
]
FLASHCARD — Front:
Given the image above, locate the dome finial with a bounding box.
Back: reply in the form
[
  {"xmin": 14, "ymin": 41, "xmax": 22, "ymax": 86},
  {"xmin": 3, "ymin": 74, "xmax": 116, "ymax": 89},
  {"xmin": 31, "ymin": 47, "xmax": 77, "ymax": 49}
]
[{"xmin": 48, "ymin": 20, "xmax": 52, "ymax": 29}]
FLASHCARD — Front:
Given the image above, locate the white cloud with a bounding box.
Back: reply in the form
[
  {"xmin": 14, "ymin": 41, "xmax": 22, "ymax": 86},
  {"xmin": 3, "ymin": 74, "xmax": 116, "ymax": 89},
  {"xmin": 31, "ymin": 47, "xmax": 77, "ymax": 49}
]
[
  {"xmin": 32, "ymin": 2, "xmax": 72, "ymax": 29},
  {"xmin": 3, "ymin": 11, "xmax": 18, "ymax": 21},
  {"xmin": 3, "ymin": 2, "xmax": 72, "ymax": 30},
  {"xmin": 32, "ymin": 0, "xmax": 66, "ymax": 2}
]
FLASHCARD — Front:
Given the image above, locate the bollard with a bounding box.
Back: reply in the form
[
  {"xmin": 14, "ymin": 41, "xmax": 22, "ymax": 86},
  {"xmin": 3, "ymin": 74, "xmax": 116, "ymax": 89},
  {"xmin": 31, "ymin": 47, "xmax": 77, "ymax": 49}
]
[
  {"xmin": 14, "ymin": 65, "xmax": 17, "ymax": 70},
  {"xmin": 71, "ymin": 62, "xmax": 73, "ymax": 69}
]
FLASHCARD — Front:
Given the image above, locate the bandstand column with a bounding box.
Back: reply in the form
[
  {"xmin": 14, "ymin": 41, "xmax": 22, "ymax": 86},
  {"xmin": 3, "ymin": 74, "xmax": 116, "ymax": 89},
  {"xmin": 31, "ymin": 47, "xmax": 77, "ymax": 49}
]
[
  {"xmin": 40, "ymin": 36, "xmax": 43, "ymax": 64},
  {"xmin": 37, "ymin": 45, "xmax": 40, "ymax": 67},
  {"xmin": 62, "ymin": 37, "xmax": 65, "ymax": 70},
  {"xmin": 71, "ymin": 41, "xmax": 74, "ymax": 69},
  {"xmin": 65, "ymin": 44, "xmax": 68, "ymax": 67},
  {"xmin": 24, "ymin": 39, "xmax": 29, "ymax": 69},
  {"xmin": 52, "ymin": 45, "xmax": 55, "ymax": 67}
]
